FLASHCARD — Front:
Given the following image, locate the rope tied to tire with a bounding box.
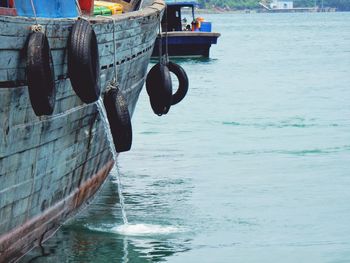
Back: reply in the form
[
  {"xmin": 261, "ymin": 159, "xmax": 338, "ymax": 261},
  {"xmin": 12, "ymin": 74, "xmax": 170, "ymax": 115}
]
[
  {"xmin": 144, "ymin": 12, "xmax": 172, "ymax": 116},
  {"xmin": 146, "ymin": 61, "xmax": 188, "ymax": 116},
  {"xmin": 103, "ymin": 85, "xmax": 133, "ymax": 153},
  {"xmin": 29, "ymin": 0, "xmax": 39, "ymax": 26},
  {"xmin": 30, "ymin": 24, "xmax": 43, "ymax": 33},
  {"xmin": 97, "ymin": 14, "xmax": 119, "ymax": 85},
  {"xmin": 146, "ymin": 8, "xmax": 189, "ymax": 116},
  {"xmin": 96, "ymin": 15, "xmax": 132, "ymax": 153}
]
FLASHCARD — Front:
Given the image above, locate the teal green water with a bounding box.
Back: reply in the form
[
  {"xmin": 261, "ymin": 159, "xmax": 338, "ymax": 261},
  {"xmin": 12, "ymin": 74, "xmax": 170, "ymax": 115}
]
[{"xmin": 22, "ymin": 12, "xmax": 350, "ymax": 262}]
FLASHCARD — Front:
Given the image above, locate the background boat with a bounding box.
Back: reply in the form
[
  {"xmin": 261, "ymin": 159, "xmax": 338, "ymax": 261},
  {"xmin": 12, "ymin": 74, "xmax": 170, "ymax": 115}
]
[{"xmin": 152, "ymin": 2, "xmax": 220, "ymax": 57}]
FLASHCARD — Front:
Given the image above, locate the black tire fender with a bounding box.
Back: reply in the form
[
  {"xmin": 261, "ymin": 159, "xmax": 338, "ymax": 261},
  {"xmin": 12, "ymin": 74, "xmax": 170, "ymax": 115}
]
[
  {"xmin": 103, "ymin": 88, "xmax": 132, "ymax": 153},
  {"xmin": 68, "ymin": 19, "xmax": 100, "ymax": 104},
  {"xmin": 145, "ymin": 63, "xmax": 173, "ymax": 116},
  {"xmin": 168, "ymin": 61, "xmax": 189, "ymax": 105},
  {"xmin": 26, "ymin": 31, "xmax": 56, "ymax": 116}
]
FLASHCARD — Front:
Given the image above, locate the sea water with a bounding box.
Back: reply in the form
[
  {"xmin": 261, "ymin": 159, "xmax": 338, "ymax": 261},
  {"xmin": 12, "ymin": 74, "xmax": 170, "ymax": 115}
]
[{"xmin": 21, "ymin": 12, "xmax": 350, "ymax": 262}]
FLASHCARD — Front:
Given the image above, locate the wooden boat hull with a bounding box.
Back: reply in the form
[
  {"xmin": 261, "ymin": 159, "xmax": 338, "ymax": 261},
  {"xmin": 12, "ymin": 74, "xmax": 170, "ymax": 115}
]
[
  {"xmin": 0, "ymin": 1, "xmax": 165, "ymax": 261},
  {"xmin": 152, "ymin": 29, "xmax": 220, "ymax": 57}
]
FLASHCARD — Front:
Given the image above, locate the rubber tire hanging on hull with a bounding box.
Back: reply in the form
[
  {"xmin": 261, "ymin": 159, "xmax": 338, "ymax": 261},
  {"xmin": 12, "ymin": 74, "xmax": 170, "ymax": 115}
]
[
  {"xmin": 68, "ymin": 19, "xmax": 100, "ymax": 103},
  {"xmin": 168, "ymin": 61, "xmax": 189, "ymax": 105},
  {"xmin": 103, "ymin": 87, "xmax": 132, "ymax": 153},
  {"xmin": 146, "ymin": 63, "xmax": 173, "ymax": 116},
  {"xmin": 26, "ymin": 31, "xmax": 56, "ymax": 116}
]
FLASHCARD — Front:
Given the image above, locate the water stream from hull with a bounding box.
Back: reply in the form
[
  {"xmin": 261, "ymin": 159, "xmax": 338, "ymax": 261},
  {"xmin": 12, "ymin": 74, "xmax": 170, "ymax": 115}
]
[
  {"xmin": 95, "ymin": 97, "xmax": 182, "ymax": 236},
  {"xmin": 96, "ymin": 98, "xmax": 129, "ymax": 225}
]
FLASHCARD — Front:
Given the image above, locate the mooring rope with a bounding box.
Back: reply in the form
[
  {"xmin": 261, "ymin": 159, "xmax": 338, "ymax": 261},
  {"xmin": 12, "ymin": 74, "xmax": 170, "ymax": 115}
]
[
  {"xmin": 29, "ymin": 0, "xmax": 39, "ymax": 28},
  {"xmin": 137, "ymin": 0, "xmax": 144, "ymax": 10},
  {"xmin": 97, "ymin": 15, "xmax": 118, "ymax": 85},
  {"xmin": 158, "ymin": 13, "xmax": 163, "ymax": 65},
  {"xmin": 164, "ymin": 5, "xmax": 169, "ymax": 64},
  {"xmin": 74, "ymin": 0, "xmax": 83, "ymax": 17},
  {"xmin": 112, "ymin": 19, "xmax": 118, "ymax": 83},
  {"xmin": 157, "ymin": 6, "xmax": 169, "ymax": 65}
]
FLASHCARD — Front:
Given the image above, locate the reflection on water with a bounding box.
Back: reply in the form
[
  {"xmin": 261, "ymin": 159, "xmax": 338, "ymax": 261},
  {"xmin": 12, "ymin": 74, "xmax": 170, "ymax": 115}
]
[{"xmin": 21, "ymin": 177, "xmax": 191, "ymax": 263}]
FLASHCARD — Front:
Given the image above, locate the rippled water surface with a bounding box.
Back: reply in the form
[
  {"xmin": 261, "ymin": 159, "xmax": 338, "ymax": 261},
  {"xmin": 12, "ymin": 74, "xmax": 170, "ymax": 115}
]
[{"xmin": 22, "ymin": 12, "xmax": 350, "ymax": 262}]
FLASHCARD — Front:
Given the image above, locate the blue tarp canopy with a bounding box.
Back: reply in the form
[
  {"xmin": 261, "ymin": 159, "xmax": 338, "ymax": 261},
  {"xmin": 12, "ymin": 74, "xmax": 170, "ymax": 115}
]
[{"xmin": 14, "ymin": 0, "xmax": 78, "ymax": 18}]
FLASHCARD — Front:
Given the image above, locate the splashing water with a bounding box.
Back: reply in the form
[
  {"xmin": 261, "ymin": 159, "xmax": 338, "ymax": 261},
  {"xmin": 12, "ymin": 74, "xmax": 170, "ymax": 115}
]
[
  {"xmin": 114, "ymin": 224, "xmax": 181, "ymax": 236},
  {"xmin": 87, "ymin": 223, "xmax": 182, "ymax": 236},
  {"xmin": 96, "ymin": 98, "xmax": 181, "ymax": 235},
  {"xmin": 96, "ymin": 98, "xmax": 128, "ymax": 224}
]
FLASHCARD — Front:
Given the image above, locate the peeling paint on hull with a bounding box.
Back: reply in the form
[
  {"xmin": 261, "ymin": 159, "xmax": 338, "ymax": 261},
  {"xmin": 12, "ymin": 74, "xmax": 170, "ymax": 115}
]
[{"xmin": 0, "ymin": 160, "xmax": 114, "ymax": 263}]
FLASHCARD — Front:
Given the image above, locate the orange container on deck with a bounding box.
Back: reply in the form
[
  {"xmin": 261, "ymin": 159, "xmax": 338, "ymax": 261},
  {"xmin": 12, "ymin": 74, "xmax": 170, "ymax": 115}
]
[{"xmin": 79, "ymin": 0, "xmax": 94, "ymax": 15}]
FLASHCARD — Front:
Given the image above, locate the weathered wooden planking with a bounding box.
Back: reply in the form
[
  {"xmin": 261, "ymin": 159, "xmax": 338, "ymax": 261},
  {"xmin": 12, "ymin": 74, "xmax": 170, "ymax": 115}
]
[
  {"xmin": 0, "ymin": 82, "xmax": 81, "ymax": 129},
  {"xmin": 0, "ymin": 14, "xmax": 158, "ymax": 54},
  {"xmin": 0, "ymin": 12, "xmax": 159, "ymax": 51},
  {"xmin": 0, "ymin": 41, "xmax": 157, "ymax": 84},
  {"xmin": 0, "ymin": 121, "xmax": 111, "ymax": 230},
  {"xmin": 0, "ymin": 159, "xmax": 114, "ymax": 262},
  {"xmin": 0, "ymin": 21, "xmax": 158, "ymax": 76},
  {"xmin": 0, "ymin": 32, "xmax": 156, "ymax": 71},
  {"xmin": 0, "ymin": 13, "xmax": 160, "ymax": 85},
  {"xmin": 0, "ymin": 105, "xmax": 95, "ymax": 158},
  {"xmin": 0, "ymin": 45, "xmax": 149, "ymax": 126}
]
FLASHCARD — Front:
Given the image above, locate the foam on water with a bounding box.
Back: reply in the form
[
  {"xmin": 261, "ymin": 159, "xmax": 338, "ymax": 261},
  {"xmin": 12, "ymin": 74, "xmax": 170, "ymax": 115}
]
[
  {"xmin": 114, "ymin": 224, "xmax": 181, "ymax": 236},
  {"xmin": 87, "ymin": 224, "xmax": 182, "ymax": 236}
]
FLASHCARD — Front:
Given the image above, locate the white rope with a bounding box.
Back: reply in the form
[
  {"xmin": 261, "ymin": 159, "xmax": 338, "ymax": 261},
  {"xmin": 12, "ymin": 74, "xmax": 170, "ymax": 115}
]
[
  {"xmin": 158, "ymin": 15, "xmax": 162, "ymax": 64},
  {"xmin": 164, "ymin": 6, "xmax": 169, "ymax": 64},
  {"xmin": 74, "ymin": 0, "xmax": 83, "ymax": 17},
  {"xmin": 29, "ymin": 0, "xmax": 39, "ymax": 26},
  {"xmin": 97, "ymin": 15, "xmax": 118, "ymax": 85},
  {"xmin": 112, "ymin": 19, "xmax": 117, "ymax": 83},
  {"xmin": 137, "ymin": 0, "xmax": 144, "ymax": 10}
]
